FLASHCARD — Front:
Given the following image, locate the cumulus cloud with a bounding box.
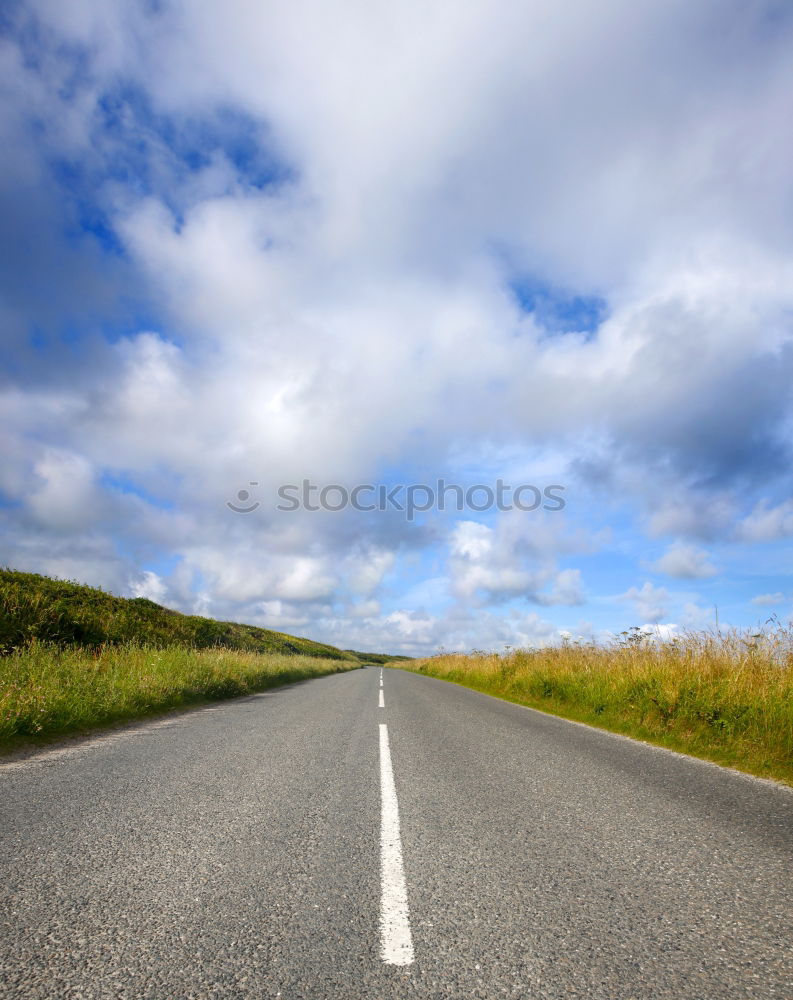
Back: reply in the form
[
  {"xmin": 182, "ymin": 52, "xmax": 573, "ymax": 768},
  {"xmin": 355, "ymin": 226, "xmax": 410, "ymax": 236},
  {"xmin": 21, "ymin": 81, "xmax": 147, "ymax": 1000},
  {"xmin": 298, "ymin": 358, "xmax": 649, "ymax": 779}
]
[
  {"xmin": 646, "ymin": 493, "xmax": 736, "ymax": 542},
  {"xmin": 737, "ymin": 501, "xmax": 793, "ymax": 543},
  {"xmin": 129, "ymin": 570, "xmax": 167, "ymax": 604},
  {"xmin": 2, "ymin": 1, "xmax": 793, "ymax": 652},
  {"xmin": 750, "ymin": 592, "xmax": 785, "ymax": 607},
  {"xmin": 540, "ymin": 569, "xmax": 585, "ymax": 607},
  {"xmin": 680, "ymin": 602, "xmax": 718, "ymax": 629},
  {"xmin": 640, "ymin": 623, "xmax": 679, "ymax": 642},
  {"xmin": 448, "ymin": 517, "xmax": 587, "ymax": 607},
  {"xmin": 315, "ymin": 604, "xmax": 565, "ymax": 656},
  {"xmin": 621, "ymin": 583, "xmax": 670, "ymax": 624},
  {"xmin": 26, "ymin": 450, "xmax": 101, "ymax": 532},
  {"xmin": 650, "ymin": 542, "xmax": 717, "ymax": 579}
]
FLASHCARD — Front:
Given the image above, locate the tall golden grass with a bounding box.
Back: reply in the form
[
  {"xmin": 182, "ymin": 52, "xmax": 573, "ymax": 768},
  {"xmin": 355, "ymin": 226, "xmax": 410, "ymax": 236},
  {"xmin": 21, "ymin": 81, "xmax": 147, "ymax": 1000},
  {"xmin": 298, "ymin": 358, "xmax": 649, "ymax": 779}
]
[
  {"xmin": 404, "ymin": 626, "xmax": 793, "ymax": 784},
  {"xmin": 0, "ymin": 641, "xmax": 359, "ymax": 746}
]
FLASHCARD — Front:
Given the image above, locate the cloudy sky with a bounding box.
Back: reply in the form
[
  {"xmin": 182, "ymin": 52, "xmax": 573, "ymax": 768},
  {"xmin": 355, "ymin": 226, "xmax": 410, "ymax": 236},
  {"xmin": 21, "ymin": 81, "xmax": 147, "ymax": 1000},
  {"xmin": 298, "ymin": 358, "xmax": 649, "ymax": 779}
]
[{"xmin": 2, "ymin": 0, "xmax": 793, "ymax": 654}]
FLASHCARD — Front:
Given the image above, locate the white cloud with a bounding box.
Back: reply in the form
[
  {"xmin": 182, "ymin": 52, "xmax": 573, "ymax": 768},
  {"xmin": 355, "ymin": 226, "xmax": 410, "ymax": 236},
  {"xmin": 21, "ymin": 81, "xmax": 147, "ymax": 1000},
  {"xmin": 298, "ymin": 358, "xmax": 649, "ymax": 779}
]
[
  {"xmin": 129, "ymin": 571, "xmax": 167, "ymax": 604},
  {"xmin": 639, "ymin": 623, "xmax": 679, "ymax": 642},
  {"xmin": 650, "ymin": 542, "xmax": 717, "ymax": 579},
  {"xmin": 680, "ymin": 602, "xmax": 717, "ymax": 629},
  {"xmin": 539, "ymin": 568, "xmax": 585, "ymax": 607},
  {"xmin": 3, "ymin": 2, "xmax": 793, "ymax": 651},
  {"xmin": 27, "ymin": 450, "xmax": 103, "ymax": 532},
  {"xmin": 447, "ymin": 517, "xmax": 587, "ymax": 606},
  {"xmin": 750, "ymin": 592, "xmax": 785, "ymax": 607},
  {"xmin": 737, "ymin": 501, "xmax": 793, "ymax": 543},
  {"xmin": 647, "ymin": 494, "xmax": 736, "ymax": 541},
  {"xmin": 450, "ymin": 521, "xmax": 493, "ymax": 561},
  {"xmin": 621, "ymin": 582, "xmax": 670, "ymax": 623},
  {"xmin": 314, "ymin": 604, "xmax": 565, "ymax": 656},
  {"xmin": 345, "ymin": 547, "xmax": 395, "ymax": 598},
  {"xmin": 181, "ymin": 548, "xmax": 338, "ymax": 606}
]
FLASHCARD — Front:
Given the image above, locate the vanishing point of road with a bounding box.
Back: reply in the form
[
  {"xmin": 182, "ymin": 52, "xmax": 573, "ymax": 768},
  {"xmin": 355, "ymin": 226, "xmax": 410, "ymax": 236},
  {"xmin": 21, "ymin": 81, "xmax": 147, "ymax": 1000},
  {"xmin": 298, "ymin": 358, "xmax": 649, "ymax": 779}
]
[{"xmin": 1, "ymin": 666, "xmax": 791, "ymax": 999}]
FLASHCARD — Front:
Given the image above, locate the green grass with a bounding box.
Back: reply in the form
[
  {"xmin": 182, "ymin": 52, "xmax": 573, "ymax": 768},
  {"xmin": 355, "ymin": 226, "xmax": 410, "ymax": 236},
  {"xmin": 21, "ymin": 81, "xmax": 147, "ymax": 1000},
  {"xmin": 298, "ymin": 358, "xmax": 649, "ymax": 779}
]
[
  {"xmin": 0, "ymin": 568, "xmax": 411, "ymax": 749},
  {"xmin": 0, "ymin": 642, "xmax": 359, "ymax": 748},
  {"xmin": 398, "ymin": 627, "xmax": 793, "ymax": 785}
]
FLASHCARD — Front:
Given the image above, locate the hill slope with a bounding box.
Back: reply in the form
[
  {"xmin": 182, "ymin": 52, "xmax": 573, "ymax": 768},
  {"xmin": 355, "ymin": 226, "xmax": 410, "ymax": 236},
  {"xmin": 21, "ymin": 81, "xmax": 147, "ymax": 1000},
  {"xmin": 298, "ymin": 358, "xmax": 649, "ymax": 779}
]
[{"xmin": 0, "ymin": 569, "xmax": 406, "ymax": 662}]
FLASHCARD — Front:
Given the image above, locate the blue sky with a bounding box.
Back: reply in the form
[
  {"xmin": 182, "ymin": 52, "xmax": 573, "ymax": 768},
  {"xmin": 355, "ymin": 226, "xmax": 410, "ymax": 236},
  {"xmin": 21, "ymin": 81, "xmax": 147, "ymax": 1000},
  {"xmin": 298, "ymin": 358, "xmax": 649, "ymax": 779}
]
[{"xmin": 2, "ymin": 0, "xmax": 793, "ymax": 654}]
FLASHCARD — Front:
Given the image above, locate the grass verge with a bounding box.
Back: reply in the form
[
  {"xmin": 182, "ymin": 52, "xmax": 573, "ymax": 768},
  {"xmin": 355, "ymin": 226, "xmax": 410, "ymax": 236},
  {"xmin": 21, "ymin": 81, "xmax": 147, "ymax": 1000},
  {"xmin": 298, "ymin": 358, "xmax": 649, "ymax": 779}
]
[
  {"xmin": 0, "ymin": 641, "xmax": 360, "ymax": 750},
  {"xmin": 398, "ymin": 629, "xmax": 793, "ymax": 786}
]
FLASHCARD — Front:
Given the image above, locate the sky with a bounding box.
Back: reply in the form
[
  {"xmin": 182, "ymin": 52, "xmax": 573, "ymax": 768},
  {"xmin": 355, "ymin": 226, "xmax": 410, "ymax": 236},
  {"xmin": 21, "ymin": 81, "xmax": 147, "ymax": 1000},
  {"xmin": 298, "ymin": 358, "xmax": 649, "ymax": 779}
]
[{"xmin": 2, "ymin": 0, "xmax": 793, "ymax": 655}]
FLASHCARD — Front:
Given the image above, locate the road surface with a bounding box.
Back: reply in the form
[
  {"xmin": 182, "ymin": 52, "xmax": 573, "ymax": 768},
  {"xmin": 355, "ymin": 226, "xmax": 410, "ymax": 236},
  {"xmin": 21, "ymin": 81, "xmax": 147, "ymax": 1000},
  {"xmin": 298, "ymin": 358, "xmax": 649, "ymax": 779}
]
[{"xmin": 1, "ymin": 665, "xmax": 791, "ymax": 998}]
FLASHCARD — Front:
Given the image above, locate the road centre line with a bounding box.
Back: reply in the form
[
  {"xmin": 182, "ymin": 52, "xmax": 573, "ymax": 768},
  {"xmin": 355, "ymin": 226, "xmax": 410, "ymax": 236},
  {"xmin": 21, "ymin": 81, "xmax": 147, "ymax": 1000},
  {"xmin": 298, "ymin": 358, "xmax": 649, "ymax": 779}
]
[{"xmin": 378, "ymin": 723, "xmax": 414, "ymax": 965}]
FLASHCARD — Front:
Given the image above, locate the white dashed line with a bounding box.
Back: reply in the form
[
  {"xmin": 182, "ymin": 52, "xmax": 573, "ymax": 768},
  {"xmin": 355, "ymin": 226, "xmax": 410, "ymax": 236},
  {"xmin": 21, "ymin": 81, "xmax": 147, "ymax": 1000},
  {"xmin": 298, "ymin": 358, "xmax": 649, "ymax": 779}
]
[
  {"xmin": 378, "ymin": 723, "xmax": 414, "ymax": 965},
  {"xmin": 379, "ymin": 689, "xmax": 385, "ymax": 708}
]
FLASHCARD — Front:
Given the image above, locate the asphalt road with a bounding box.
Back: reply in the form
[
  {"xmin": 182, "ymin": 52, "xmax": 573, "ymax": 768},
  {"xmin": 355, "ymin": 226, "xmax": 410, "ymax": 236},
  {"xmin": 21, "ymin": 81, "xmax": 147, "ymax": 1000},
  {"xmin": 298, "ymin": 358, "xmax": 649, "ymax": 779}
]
[{"xmin": 1, "ymin": 665, "xmax": 791, "ymax": 999}]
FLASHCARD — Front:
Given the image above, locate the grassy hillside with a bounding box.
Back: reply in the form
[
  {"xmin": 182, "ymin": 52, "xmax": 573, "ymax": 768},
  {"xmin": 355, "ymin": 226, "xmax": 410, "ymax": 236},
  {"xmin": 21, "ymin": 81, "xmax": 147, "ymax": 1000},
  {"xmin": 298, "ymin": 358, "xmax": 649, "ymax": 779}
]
[
  {"xmin": 0, "ymin": 568, "xmax": 409, "ymax": 748},
  {"xmin": 344, "ymin": 649, "xmax": 412, "ymax": 664},
  {"xmin": 0, "ymin": 568, "xmax": 394, "ymax": 662},
  {"xmin": 399, "ymin": 627, "xmax": 793, "ymax": 785}
]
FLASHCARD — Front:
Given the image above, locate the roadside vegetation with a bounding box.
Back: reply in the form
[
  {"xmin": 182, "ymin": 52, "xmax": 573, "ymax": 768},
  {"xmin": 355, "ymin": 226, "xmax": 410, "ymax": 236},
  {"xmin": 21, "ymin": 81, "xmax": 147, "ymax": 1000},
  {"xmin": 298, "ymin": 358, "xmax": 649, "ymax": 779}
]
[
  {"xmin": 0, "ymin": 569, "xmax": 408, "ymax": 749},
  {"xmin": 0, "ymin": 643, "xmax": 359, "ymax": 746},
  {"xmin": 0, "ymin": 569, "xmax": 356, "ymax": 660},
  {"xmin": 402, "ymin": 626, "xmax": 793, "ymax": 785}
]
